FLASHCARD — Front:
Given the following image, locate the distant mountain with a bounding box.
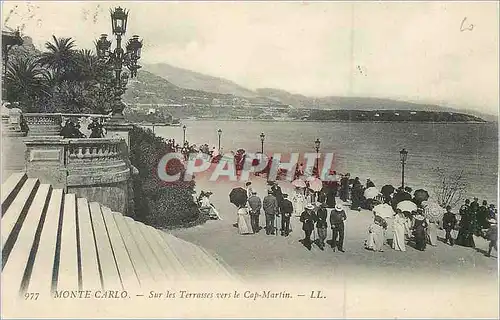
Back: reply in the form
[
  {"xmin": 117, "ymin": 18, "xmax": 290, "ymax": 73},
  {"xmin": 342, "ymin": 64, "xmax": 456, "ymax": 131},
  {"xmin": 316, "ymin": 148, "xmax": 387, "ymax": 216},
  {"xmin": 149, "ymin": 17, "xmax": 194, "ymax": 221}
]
[
  {"xmin": 135, "ymin": 65, "xmax": 493, "ymax": 121},
  {"xmin": 142, "ymin": 63, "xmax": 259, "ymax": 98},
  {"xmin": 123, "ymin": 70, "xmax": 276, "ymax": 106},
  {"xmin": 256, "ymin": 88, "xmax": 457, "ymax": 112}
]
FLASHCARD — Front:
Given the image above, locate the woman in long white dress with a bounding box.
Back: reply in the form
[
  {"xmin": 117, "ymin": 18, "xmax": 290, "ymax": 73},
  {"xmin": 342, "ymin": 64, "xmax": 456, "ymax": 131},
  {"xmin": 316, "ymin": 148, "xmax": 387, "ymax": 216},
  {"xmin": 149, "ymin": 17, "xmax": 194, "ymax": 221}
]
[
  {"xmin": 237, "ymin": 205, "xmax": 254, "ymax": 235},
  {"xmin": 392, "ymin": 210, "xmax": 406, "ymax": 251},
  {"xmin": 427, "ymin": 218, "xmax": 438, "ymax": 246},
  {"xmin": 292, "ymin": 187, "xmax": 306, "ymax": 217},
  {"xmin": 365, "ymin": 215, "xmax": 386, "ymax": 252}
]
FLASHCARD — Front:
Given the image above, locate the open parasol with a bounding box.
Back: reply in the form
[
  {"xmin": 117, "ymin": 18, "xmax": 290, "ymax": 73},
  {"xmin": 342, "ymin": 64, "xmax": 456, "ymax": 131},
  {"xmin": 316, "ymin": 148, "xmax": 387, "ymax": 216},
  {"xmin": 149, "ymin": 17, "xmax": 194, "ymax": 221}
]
[
  {"xmin": 364, "ymin": 187, "xmax": 380, "ymax": 199},
  {"xmin": 308, "ymin": 177, "xmax": 323, "ymax": 192},
  {"xmin": 292, "ymin": 179, "xmax": 307, "ymax": 188},
  {"xmin": 373, "ymin": 203, "xmax": 396, "ymax": 218},
  {"xmin": 381, "ymin": 184, "xmax": 395, "ymax": 196},
  {"xmin": 397, "ymin": 200, "xmax": 418, "ymax": 213},
  {"xmin": 421, "ymin": 201, "xmax": 446, "ymax": 223},
  {"xmin": 229, "ymin": 187, "xmax": 247, "ymax": 207}
]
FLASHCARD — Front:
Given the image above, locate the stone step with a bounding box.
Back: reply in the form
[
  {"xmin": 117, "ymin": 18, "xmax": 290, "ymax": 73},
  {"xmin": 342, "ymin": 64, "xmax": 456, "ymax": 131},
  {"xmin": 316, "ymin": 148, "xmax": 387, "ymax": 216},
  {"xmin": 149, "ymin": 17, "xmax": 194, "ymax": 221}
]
[
  {"xmin": 27, "ymin": 189, "xmax": 64, "ymax": 295},
  {"xmin": 2, "ymin": 184, "xmax": 51, "ymax": 296},
  {"xmin": 88, "ymin": 202, "xmax": 122, "ymax": 291},
  {"xmin": 148, "ymin": 227, "xmax": 191, "ymax": 282},
  {"xmin": 57, "ymin": 194, "xmax": 79, "ymax": 291},
  {"xmin": 138, "ymin": 223, "xmax": 190, "ymax": 282},
  {"xmin": 1, "ymin": 178, "xmax": 40, "ymax": 263},
  {"xmin": 1, "ymin": 172, "xmax": 27, "ymax": 214},
  {"xmin": 100, "ymin": 206, "xmax": 141, "ymax": 292},
  {"xmin": 111, "ymin": 211, "xmax": 156, "ymax": 289},
  {"xmin": 123, "ymin": 217, "xmax": 169, "ymax": 288},
  {"xmin": 76, "ymin": 198, "xmax": 101, "ymax": 291},
  {"xmin": 1, "ymin": 172, "xmax": 236, "ymax": 297}
]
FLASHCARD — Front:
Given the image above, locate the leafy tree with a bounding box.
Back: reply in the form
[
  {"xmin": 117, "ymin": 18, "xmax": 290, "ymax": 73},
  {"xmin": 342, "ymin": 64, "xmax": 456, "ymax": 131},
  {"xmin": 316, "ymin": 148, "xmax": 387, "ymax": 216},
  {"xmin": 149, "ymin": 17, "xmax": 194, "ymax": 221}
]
[
  {"xmin": 37, "ymin": 35, "xmax": 78, "ymax": 82},
  {"xmin": 4, "ymin": 53, "xmax": 51, "ymax": 112}
]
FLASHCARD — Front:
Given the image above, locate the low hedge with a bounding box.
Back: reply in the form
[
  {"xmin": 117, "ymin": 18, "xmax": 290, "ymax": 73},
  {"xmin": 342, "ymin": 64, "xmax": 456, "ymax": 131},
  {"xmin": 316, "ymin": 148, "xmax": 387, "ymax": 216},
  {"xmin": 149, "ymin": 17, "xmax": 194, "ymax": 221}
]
[{"xmin": 129, "ymin": 126, "xmax": 206, "ymax": 228}]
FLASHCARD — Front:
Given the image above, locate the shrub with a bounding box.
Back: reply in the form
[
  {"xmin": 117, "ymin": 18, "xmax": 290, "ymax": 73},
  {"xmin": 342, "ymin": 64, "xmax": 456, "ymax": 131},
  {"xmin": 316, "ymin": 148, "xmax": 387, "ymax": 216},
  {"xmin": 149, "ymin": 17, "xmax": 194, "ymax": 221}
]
[{"xmin": 129, "ymin": 126, "xmax": 205, "ymax": 228}]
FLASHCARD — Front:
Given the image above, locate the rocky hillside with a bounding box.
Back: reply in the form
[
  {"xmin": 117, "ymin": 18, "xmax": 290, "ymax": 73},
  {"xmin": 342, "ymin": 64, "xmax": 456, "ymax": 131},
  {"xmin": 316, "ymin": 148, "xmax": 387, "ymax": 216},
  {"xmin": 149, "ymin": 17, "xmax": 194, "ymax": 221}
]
[{"xmin": 142, "ymin": 63, "xmax": 259, "ymax": 98}]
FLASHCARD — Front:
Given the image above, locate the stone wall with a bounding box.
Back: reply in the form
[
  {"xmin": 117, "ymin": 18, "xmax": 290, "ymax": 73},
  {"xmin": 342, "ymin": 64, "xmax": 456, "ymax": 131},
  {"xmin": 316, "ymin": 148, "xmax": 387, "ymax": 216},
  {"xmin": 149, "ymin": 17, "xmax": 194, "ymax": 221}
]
[{"xmin": 24, "ymin": 136, "xmax": 133, "ymax": 216}]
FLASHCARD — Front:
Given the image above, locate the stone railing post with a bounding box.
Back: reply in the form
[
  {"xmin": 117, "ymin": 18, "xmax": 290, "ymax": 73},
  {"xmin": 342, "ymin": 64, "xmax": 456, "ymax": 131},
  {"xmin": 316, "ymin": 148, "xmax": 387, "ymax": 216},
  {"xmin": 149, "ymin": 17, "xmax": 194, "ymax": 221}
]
[
  {"xmin": 24, "ymin": 136, "xmax": 68, "ymax": 189},
  {"xmin": 24, "ymin": 113, "xmax": 63, "ymax": 136}
]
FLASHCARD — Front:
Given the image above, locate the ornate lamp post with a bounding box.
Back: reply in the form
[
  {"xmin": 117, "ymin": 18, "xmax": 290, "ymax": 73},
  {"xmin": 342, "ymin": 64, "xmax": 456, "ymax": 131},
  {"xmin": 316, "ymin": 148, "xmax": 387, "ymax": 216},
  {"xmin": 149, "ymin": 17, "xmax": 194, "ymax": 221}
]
[
  {"xmin": 95, "ymin": 7, "xmax": 143, "ymax": 121},
  {"xmin": 399, "ymin": 148, "xmax": 408, "ymax": 188},
  {"xmin": 260, "ymin": 132, "xmax": 265, "ymax": 154},
  {"xmin": 315, "ymin": 138, "xmax": 321, "ymax": 177},
  {"xmin": 217, "ymin": 129, "xmax": 222, "ymax": 151},
  {"xmin": 182, "ymin": 125, "xmax": 187, "ymax": 145}
]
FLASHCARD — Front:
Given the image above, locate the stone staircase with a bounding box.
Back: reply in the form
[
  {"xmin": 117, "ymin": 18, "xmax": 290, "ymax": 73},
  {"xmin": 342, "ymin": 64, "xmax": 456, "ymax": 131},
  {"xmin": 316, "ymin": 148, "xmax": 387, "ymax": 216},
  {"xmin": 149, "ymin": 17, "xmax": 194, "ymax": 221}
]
[{"xmin": 1, "ymin": 173, "xmax": 237, "ymax": 298}]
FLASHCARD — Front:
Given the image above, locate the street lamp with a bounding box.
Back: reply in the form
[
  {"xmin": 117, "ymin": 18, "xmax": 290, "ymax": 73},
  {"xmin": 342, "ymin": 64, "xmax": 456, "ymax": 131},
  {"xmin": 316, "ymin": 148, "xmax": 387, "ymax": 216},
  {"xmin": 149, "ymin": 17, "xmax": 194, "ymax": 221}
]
[
  {"xmin": 399, "ymin": 148, "xmax": 408, "ymax": 188},
  {"xmin": 217, "ymin": 129, "xmax": 222, "ymax": 151},
  {"xmin": 260, "ymin": 132, "xmax": 265, "ymax": 154},
  {"xmin": 315, "ymin": 138, "xmax": 321, "ymax": 177},
  {"xmin": 95, "ymin": 7, "xmax": 143, "ymax": 120},
  {"xmin": 182, "ymin": 125, "xmax": 187, "ymax": 145}
]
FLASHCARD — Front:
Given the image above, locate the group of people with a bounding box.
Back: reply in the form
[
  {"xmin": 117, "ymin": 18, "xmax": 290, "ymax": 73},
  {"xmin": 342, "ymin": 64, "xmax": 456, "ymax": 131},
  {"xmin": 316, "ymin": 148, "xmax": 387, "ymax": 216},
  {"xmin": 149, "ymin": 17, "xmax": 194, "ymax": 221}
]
[
  {"xmin": 238, "ymin": 181, "xmax": 295, "ymax": 237},
  {"xmin": 232, "ymin": 181, "xmax": 349, "ymax": 252},
  {"xmin": 454, "ymin": 198, "xmax": 498, "ymax": 256},
  {"xmin": 230, "ymin": 174, "xmax": 498, "ymax": 257},
  {"xmin": 60, "ymin": 118, "xmax": 105, "ymax": 139}
]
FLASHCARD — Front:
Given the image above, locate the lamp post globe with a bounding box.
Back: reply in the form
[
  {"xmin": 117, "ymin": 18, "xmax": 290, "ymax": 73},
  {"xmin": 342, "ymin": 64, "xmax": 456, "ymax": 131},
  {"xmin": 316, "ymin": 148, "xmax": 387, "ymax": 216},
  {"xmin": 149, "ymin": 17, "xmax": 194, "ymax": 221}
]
[{"xmin": 95, "ymin": 7, "xmax": 143, "ymax": 120}]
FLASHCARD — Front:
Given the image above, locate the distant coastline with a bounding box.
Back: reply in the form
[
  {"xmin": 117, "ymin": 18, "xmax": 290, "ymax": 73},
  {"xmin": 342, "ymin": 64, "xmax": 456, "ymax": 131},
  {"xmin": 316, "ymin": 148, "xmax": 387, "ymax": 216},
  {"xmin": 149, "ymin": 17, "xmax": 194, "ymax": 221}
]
[{"xmin": 176, "ymin": 118, "xmax": 492, "ymax": 124}]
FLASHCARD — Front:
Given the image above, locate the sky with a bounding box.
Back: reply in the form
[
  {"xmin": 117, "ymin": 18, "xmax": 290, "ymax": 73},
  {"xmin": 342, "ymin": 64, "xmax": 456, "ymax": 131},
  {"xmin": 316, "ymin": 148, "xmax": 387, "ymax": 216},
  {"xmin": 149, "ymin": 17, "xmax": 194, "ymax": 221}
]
[{"xmin": 2, "ymin": 1, "xmax": 499, "ymax": 115}]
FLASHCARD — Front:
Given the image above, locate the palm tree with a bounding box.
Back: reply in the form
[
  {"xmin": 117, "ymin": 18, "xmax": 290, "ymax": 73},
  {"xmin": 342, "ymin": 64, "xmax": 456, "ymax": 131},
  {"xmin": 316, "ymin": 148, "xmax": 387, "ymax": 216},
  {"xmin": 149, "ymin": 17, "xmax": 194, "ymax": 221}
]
[
  {"xmin": 5, "ymin": 53, "xmax": 51, "ymax": 112},
  {"xmin": 37, "ymin": 35, "xmax": 77, "ymax": 81}
]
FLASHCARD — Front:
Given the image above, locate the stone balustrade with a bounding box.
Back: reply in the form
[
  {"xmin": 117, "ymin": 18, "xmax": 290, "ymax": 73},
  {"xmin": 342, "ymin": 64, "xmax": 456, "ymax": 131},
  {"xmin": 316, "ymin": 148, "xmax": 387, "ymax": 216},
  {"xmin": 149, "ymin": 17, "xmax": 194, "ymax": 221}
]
[
  {"xmin": 24, "ymin": 136, "xmax": 132, "ymax": 215},
  {"xmin": 23, "ymin": 113, "xmax": 111, "ymax": 136}
]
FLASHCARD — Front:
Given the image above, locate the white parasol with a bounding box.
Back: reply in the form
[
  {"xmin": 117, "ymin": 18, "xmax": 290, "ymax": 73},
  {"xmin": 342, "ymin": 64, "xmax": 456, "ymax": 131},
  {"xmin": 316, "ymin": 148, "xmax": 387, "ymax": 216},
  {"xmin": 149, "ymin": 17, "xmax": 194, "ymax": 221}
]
[
  {"xmin": 373, "ymin": 203, "xmax": 396, "ymax": 218},
  {"xmin": 397, "ymin": 200, "xmax": 418, "ymax": 213},
  {"xmin": 364, "ymin": 187, "xmax": 380, "ymax": 199},
  {"xmin": 308, "ymin": 177, "xmax": 323, "ymax": 192},
  {"xmin": 292, "ymin": 179, "xmax": 307, "ymax": 188}
]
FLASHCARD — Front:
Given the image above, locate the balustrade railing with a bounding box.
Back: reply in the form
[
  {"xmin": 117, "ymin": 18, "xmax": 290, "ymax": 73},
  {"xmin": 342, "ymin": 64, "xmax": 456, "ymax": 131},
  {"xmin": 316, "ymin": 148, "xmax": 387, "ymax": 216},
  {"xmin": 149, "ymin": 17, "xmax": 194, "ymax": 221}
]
[
  {"xmin": 66, "ymin": 138, "xmax": 126, "ymax": 164},
  {"xmin": 23, "ymin": 113, "xmax": 111, "ymax": 136}
]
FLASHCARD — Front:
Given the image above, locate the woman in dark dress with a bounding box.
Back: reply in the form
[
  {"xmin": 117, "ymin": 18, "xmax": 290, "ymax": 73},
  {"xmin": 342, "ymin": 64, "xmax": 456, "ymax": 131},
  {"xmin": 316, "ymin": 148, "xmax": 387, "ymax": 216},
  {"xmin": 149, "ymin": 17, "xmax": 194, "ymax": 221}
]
[
  {"xmin": 456, "ymin": 203, "xmax": 476, "ymax": 248},
  {"xmin": 413, "ymin": 212, "xmax": 428, "ymax": 251}
]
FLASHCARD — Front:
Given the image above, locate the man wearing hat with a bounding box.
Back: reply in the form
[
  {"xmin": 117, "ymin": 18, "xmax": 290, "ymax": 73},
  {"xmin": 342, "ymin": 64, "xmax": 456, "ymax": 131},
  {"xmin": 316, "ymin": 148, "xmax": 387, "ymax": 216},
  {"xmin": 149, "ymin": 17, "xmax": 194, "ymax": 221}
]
[
  {"xmin": 300, "ymin": 204, "xmax": 316, "ymax": 250},
  {"xmin": 442, "ymin": 205, "xmax": 457, "ymax": 246},
  {"xmin": 329, "ymin": 204, "xmax": 347, "ymax": 252},
  {"xmin": 280, "ymin": 194, "xmax": 294, "ymax": 236},
  {"xmin": 263, "ymin": 190, "xmax": 278, "ymax": 235},
  {"xmin": 248, "ymin": 191, "xmax": 262, "ymax": 233}
]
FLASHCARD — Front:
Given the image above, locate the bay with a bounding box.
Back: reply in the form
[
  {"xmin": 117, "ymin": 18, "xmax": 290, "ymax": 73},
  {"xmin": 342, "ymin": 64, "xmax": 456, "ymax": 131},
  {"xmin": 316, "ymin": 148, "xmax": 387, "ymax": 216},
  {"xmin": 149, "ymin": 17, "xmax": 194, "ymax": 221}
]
[{"xmin": 150, "ymin": 120, "xmax": 498, "ymax": 205}]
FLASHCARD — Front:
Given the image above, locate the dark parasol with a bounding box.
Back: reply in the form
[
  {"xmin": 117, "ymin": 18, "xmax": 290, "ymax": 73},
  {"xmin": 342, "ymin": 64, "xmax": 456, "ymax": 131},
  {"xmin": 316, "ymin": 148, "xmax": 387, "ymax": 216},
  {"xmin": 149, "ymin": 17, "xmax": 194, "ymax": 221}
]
[
  {"xmin": 229, "ymin": 187, "xmax": 248, "ymax": 207},
  {"xmin": 413, "ymin": 189, "xmax": 430, "ymax": 204},
  {"xmin": 381, "ymin": 184, "xmax": 395, "ymax": 196}
]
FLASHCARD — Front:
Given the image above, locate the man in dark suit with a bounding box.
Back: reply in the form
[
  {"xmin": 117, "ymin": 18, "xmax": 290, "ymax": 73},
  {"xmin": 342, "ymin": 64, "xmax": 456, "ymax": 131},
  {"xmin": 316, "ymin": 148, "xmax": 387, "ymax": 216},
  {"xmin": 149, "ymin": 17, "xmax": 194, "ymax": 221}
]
[
  {"xmin": 330, "ymin": 204, "xmax": 347, "ymax": 252},
  {"xmin": 300, "ymin": 204, "xmax": 316, "ymax": 250},
  {"xmin": 248, "ymin": 191, "xmax": 262, "ymax": 233},
  {"xmin": 316, "ymin": 203, "xmax": 328, "ymax": 250},
  {"xmin": 442, "ymin": 205, "xmax": 457, "ymax": 246},
  {"xmin": 263, "ymin": 190, "xmax": 278, "ymax": 235},
  {"xmin": 280, "ymin": 194, "xmax": 294, "ymax": 236}
]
